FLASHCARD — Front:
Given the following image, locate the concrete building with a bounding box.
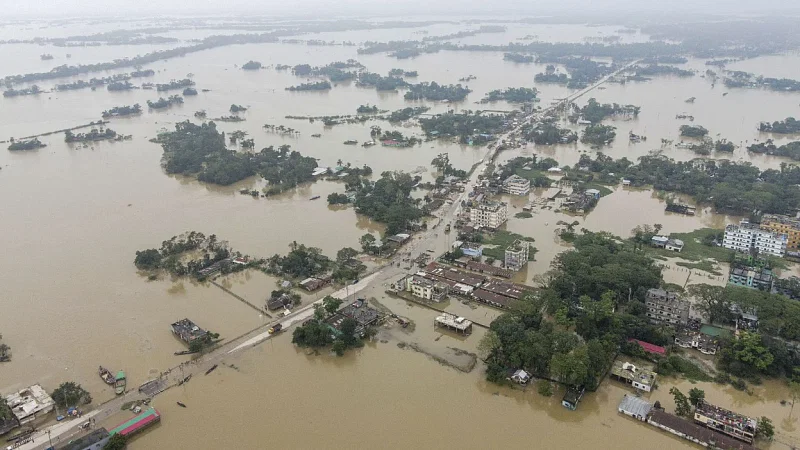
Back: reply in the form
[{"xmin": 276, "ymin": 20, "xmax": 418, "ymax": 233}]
[
  {"xmin": 407, "ymin": 275, "xmax": 449, "ymax": 301},
  {"xmin": 665, "ymin": 238, "xmax": 684, "ymax": 252},
  {"xmin": 502, "ymin": 174, "xmax": 531, "ymax": 196},
  {"xmin": 728, "ymin": 266, "xmax": 773, "ymax": 290},
  {"xmin": 434, "ymin": 313, "xmax": 472, "ymax": 335},
  {"xmin": 469, "ymin": 201, "xmax": 508, "ymax": 229},
  {"xmin": 504, "ymin": 240, "xmax": 529, "ymax": 271},
  {"xmin": 4, "ymin": 384, "xmax": 55, "ymax": 425},
  {"xmin": 609, "ymin": 361, "xmax": 656, "ymax": 392},
  {"xmin": 722, "ymin": 220, "xmax": 787, "ymax": 257},
  {"xmin": 55, "ymin": 428, "xmax": 110, "ymax": 450},
  {"xmin": 645, "ymin": 288, "xmax": 689, "ymax": 326},
  {"xmin": 694, "ymin": 400, "xmax": 757, "ymax": 444},
  {"xmin": 618, "ymin": 394, "xmax": 652, "ymax": 421},
  {"xmin": 760, "ymin": 214, "xmax": 800, "ymax": 250}
]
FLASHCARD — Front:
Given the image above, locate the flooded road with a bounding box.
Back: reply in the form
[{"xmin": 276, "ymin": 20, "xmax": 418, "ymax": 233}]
[{"xmin": 1, "ymin": 19, "xmax": 799, "ymax": 449}]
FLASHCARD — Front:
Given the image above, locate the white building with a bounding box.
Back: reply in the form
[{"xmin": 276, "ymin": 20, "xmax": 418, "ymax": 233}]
[
  {"xmin": 722, "ymin": 220, "xmax": 787, "ymax": 257},
  {"xmin": 504, "ymin": 240, "xmax": 529, "ymax": 271},
  {"xmin": 4, "ymin": 384, "xmax": 55, "ymax": 424},
  {"xmin": 470, "ymin": 201, "xmax": 508, "ymax": 229},
  {"xmin": 406, "ymin": 275, "xmax": 449, "ymax": 301},
  {"xmin": 502, "ymin": 175, "xmax": 531, "ymax": 196}
]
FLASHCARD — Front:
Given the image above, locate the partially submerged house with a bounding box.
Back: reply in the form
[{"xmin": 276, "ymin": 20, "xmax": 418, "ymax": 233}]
[
  {"xmin": 561, "ymin": 385, "xmax": 586, "ymax": 411},
  {"xmin": 170, "ymin": 318, "xmax": 208, "ymax": 345},
  {"xmin": 610, "ymin": 361, "xmax": 656, "ymax": 392},
  {"xmin": 618, "ymin": 394, "xmax": 652, "ymax": 421}
]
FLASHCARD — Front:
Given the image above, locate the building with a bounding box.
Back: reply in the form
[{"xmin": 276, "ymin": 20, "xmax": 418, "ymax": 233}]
[
  {"xmin": 728, "ymin": 266, "xmax": 773, "ymax": 290},
  {"xmin": 628, "ymin": 339, "xmax": 666, "ymax": 357},
  {"xmin": 648, "ymin": 409, "xmax": 756, "ymax": 450},
  {"xmin": 466, "ymin": 260, "xmax": 513, "ymax": 278},
  {"xmin": 694, "ymin": 400, "xmax": 757, "ymax": 444},
  {"xmin": 722, "ymin": 220, "xmax": 787, "ymax": 257},
  {"xmin": 55, "ymin": 428, "xmax": 110, "ymax": 450},
  {"xmin": 760, "ymin": 213, "xmax": 800, "ymax": 250},
  {"xmin": 471, "ymin": 288, "xmax": 518, "ymax": 308},
  {"xmin": 460, "ymin": 243, "xmax": 483, "ymax": 258},
  {"xmin": 585, "ymin": 188, "xmax": 601, "ymax": 200},
  {"xmin": 4, "ymin": 384, "xmax": 55, "ymax": 425},
  {"xmin": 109, "ymin": 407, "xmax": 161, "ymax": 438},
  {"xmin": 675, "ymin": 331, "xmax": 719, "ymax": 355},
  {"xmin": 618, "ymin": 395, "xmax": 652, "ymax": 421},
  {"xmin": 504, "ymin": 240, "xmax": 529, "ymax": 272},
  {"xmin": 434, "ymin": 313, "xmax": 472, "ymax": 335},
  {"xmin": 665, "ymin": 238, "xmax": 684, "ymax": 252},
  {"xmin": 407, "ymin": 275, "xmax": 449, "ymax": 301},
  {"xmin": 469, "ymin": 201, "xmax": 508, "ymax": 229},
  {"xmin": 170, "ymin": 318, "xmax": 208, "ymax": 344},
  {"xmin": 508, "ymin": 369, "xmax": 531, "ymax": 385},
  {"xmin": 645, "ymin": 288, "xmax": 689, "ymax": 326},
  {"xmin": 609, "ymin": 361, "xmax": 656, "ymax": 392},
  {"xmin": 651, "ymin": 235, "xmax": 669, "ymax": 248},
  {"xmin": 299, "ymin": 276, "xmax": 331, "ymax": 292},
  {"xmin": 502, "ymin": 174, "xmax": 531, "ymax": 196}
]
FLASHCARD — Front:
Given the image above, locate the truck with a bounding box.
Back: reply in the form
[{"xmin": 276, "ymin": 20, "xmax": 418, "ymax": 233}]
[
  {"xmin": 445, "ymin": 223, "xmax": 451, "ymax": 233},
  {"xmin": 269, "ymin": 323, "xmax": 282, "ymax": 334}
]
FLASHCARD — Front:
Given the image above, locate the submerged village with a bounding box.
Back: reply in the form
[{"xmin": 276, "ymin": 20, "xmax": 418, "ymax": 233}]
[{"xmin": 2, "ymin": 13, "xmax": 800, "ymax": 450}]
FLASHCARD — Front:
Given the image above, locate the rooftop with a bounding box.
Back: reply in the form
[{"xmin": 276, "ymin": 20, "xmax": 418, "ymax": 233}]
[
  {"xmin": 171, "ymin": 318, "xmax": 207, "ymax": 343},
  {"xmin": 435, "ymin": 313, "xmax": 472, "ymax": 331},
  {"xmin": 648, "ymin": 410, "xmax": 755, "ymax": 450},
  {"xmin": 610, "ymin": 360, "xmax": 656, "ymax": 387},
  {"xmin": 479, "ymin": 280, "xmax": 530, "ymax": 299},
  {"xmin": 339, "ymin": 302, "xmax": 381, "ymax": 327},
  {"xmin": 4, "ymin": 384, "xmax": 55, "ymax": 421},
  {"xmin": 628, "ymin": 339, "xmax": 666, "ymax": 356},
  {"xmin": 472, "ymin": 288, "xmax": 518, "ymax": 308},
  {"xmin": 56, "ymin": 428, "xmax": 109, "ymax": 450},
  {"xmin": 618, "ymin": 394, "xmax": 652, "ymax": 418},
  {"xmin": 695, "ymin": 400, "xmax": 757, "ymax": 434}
]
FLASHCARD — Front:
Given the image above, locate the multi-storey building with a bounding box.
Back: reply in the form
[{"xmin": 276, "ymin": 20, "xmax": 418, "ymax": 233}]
[
  {"xmin": 728, "ymin": 266, "xmax": 773, "ymax": 291},
  {"xmin": 694, "ymin": 400, "xmax": 757, "ymax": 444},
  {"xmin": 502, "ymin": 174, "xmax": 531, "ymax": 196},
  {"xmin": 504, "ymin": 240, "xmax": 529, "ymax": 271},
  {"xmin": 760, "ymin": 214, "xmax": 800, "ymax": 250},
  {"xmin": 469, "ymin": 201, "xmax": 508, "ymax": 229},
  {"xmin": 722, "ymin": 220, "xmax": 787, "ymax": 257},
  {"xmin": 406, "ymin": 275, "xmax": 449, "ymax": 301},
  {"xmin": 645, "ymin": 288, "xmax": 689, "ymax": 326}
]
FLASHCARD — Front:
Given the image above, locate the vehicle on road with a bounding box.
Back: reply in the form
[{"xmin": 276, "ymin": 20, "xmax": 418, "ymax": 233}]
[{"xmin": 269, "ymin": 323, "xmax": 282, "ymax": 334}]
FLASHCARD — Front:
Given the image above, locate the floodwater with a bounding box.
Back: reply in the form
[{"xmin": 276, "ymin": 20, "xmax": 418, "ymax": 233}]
[{"xmin": 1, "ymin": 20, "xmax": 799, "ymax": 449}]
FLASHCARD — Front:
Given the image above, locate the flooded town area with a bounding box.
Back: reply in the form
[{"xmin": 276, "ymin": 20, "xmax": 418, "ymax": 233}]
[{"xmin": 2, "ymin": 8, "xmax": 800, "ymax": 450}]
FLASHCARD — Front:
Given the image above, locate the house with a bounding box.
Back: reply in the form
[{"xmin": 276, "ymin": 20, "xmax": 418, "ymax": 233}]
[
  {"xmin": 618, "ymin": 394, "xmax": 652, "ymax": 421},
  {"xmin": 648, "ymin": 409, "xmax": 757, "ymax": 450},
  {"xmin": 460, "ymin": 243, "xmax": 483, "ymax": 258},
  {"xmin": 609, "ymin": 361, "xmax": 656, "ymax": 392},
  {"xmin": 466, "ymin": 261, "xmax": 513, "ymax": 279},
  {"xmin": 622, "ymin": 178, "xmax": 631, "ymax": 186},
  {"xmin": 407, "ymin": 275, "xmax": 449, "ymax": 301},
  {"xmin": 509, "ymin": 369, "xmax": 531, "ymax": 385},
  {"xmin": 665, "ymin": 238, "xmax": 684, "ymax": 252},
  {"xmin": 651, "ymin": 235, "xmax": 669, "ymax": 248},
  {"xmin": 585, "ymin": 188, "xmax": 601, "ymax": 200},
  {"xmin": 547, "ymin": 167, "xmax": 562, "ymax": 173},
  {"xmin": 722, "ymin": 220, "xmax": 787, "ymax": 257},
  {"xmin": 387, "ymin": 233, "xmax": 411, "ymax": 244},
  {"xmin": 628, "ymin": 339, "xmax": 667, "ymax": 357},
  {"xmin": 728, "ymin": 266, "xmax": 773, "ymax": 291},
  {"xmin": 502, "ymin": 174, "xmax": 531, "ymax": 196},
  {"xmin": 299, "ymin": 276, "xmax": 331, "ymax": 292},
  {"xmin": 561, "ymin": 385, "xmax": 585, "ymax": 410},
  {"xmin": 645, "ymin": 288, "xmax": 689, "ymax": 326},
  {"xmin": 504, "ymin": 240, "xmax": 529, "ymax": 272},
  {"xmin": 694, "ymin": 400, "xmax": 757, "ymax": 444},
  {"xmin": 760, "ymin": 213, "xmax": 800, "ymax": 250},
  {"xmin": 674, "ymin": 331, "xmax": 719, "ymax": 355},
  {"xmin": 4, "ymin": 384, "xmax": 55, "ymax": 425},
  {"xmin": 434, "ymin": 313, "xmax": 472, "ymax": 335}
]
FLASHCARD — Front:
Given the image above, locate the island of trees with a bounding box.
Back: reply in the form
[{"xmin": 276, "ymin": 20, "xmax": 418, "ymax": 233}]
[
  {"xmin": 229, "ymin": 104, "xmax": 247, "ymax": 113},
  {"xmin": 680, "ymin": 124, "xmax": 709, "ymax": 138},
  {"xmin": 747, "ymin": 139, "xmax": 800, "ymax": 160},
  {"xmin": 525, "ymin": 122, "xmax": 578, "ymax": 145},
  {"xmin": 723, "ymin": 70, "xmax": 800, "ymax": 92},
  {"xmin": 292, "ymin": 297, "xmax": 370, "ymax": 356},
  {"xmin": 759, "ymin": 117, "xmax": 800, "ymax": 134},
  {"xmin": 3, "ymin": 85, "xmax": 41, "ymax": 97},
  {"xmin": 7, "ymin": 138, "xmax": 47, "ymax": 151},
  {"xmin": 388, "ymin": 68, "xmax": 418, "ymax": 77},
  {"xmin": 404, "ymin": 82, "xmax": 471, "ymax": 102},
  {"xmin": 242, "ymin": 60, "xmax": 262, "ymax": 70},
  {"xmin": 65, "ymin": 127, "xmax": 117, "ymax": 143},
  {"xmin": 356, "ymin": 104, "xmax": 379, "ymax": 114},
  {"xmin": 503, "ymin": 53, "xmax": 534, "ymax": 63},
  {"xmin": 480, "ymin": 87, "xmax": 538, "ymax": 103},
  {"xmin": 107, "ymin": 80, "xmax": 135, "ymax": 91},
  {"xmin": 420, "ymin": 111, "xmax": 508, "ymax": 144},
  {"xmin": 147, "ymin": 95, "xmax": 183, "ymax": 109},
  {"xmin": 286, "ymin": 81, "xmax": 332, "ymax": 91},
  {"xmin": 183, "ymin": 87, "xmax": 198, "ymax": 96},
  {"xmin": 581, "ymin": 124, "xmax": 616, "ymax": 145},
  {"xmin": 102, "ymin": 104, "xmax": 142, "ymax": 118},
  {"xmin": 631, "ymin": 64, "xmax": 694, "ymax": 78},
  {"xmin": 534, "ymin": 65, "xmax": 568, "ymax": 84},
  {"xmin": 349, "ymin": 171, "xmax": 423, "ymax": 235},
  {"xmin": 156, "ymin": 79, "xmax": 194, "ymax": 92},
  {"xmin": 575, "ymin": 98, "xmax": 640, "ymax": 123},
  {"xmin": 134, "ymin": 231, "xmax": 249, "ymax": 279}
]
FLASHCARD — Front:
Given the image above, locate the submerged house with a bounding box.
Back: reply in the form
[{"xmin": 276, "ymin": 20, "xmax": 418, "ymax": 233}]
[{"xmin": 561, "ymin": 385, "xmax": 586, "ymax": 410}]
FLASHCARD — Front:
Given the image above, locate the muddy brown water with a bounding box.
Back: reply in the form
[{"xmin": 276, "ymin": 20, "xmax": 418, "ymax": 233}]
[{"xmin": 1, "ymin": 20, "xmax": 799, "ymax": 448}]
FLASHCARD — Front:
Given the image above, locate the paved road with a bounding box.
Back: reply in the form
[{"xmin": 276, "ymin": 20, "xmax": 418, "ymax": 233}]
[{"xmin": 15, "ymin": 62, "xmax": 636, "ymax": 450}]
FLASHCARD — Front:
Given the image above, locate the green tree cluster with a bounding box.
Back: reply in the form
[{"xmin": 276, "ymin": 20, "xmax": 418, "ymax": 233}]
[
  {"xmin": 404, "ymin": 82, "xmax": 471, "ymax": 101},
  {"xmin": 580, "ymin": 124, "xmax": 616, "ymax": 145},
  {"xmin": 578, "ymin": 98, "xmax": 640, "ymax": 123},
  {"xmin": 481, "ymin": 87, "xmax": 538, "ymax": 103},
  {"xmin": 759, "ymin": 117, "xmax": 800, "ymax": 133},
  {"xmin": 420, "ymin": 111, "xmax": 507, "ymax": 144},
  {"xmin": 265, "ymin": 242, "xmax": 330, "ymax": 279},
  {"xmin": 354, "ymin": 172, "xmax": 423, "ymax": 235},
  {"xmin": 680, "ymin": 124, "xmax": 709, "ymax": 138},
  {"xmin": 51, "ymin": 382, "xmax": 92, "ymax": 408}
]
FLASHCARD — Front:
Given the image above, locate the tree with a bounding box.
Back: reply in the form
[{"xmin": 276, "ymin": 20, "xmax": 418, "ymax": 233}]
[
  {"xmin": 549, "ymin": 346, "xmax": 589, "ymax": 387},
  {"xmin": 323, "ymin": 296, "xmax": 343, "ymax": 316},
  {"xmin": 359, "ymin": 234, "xmax": 377, "ymax": 254},
  {"xmin": 733, "ymin": 332, "xmax": 774, "ymax": 372},
  {"xmin": 102, "ymin": 434, "xmax": 128, "ymax": 450},
  {"xmin": 670, "ymin": 387, "xmax": 692, "ymax": 417},
  {"xmin": 336, "ymin": 247, "xmax": 359, "ymax": 264},
  {"xmin": 688, "ymin": 284, "xmax": 732, "ymax": 324},
  {"xmin": 51, "ymin": 382, "xmax": 92, "ymax": 409},
  {"xmin": 688, "ymin": 387, "xmax": 705, "ymax": 407},
  {"xmin": 789, "ymin": 381, "xmax": 800, "ymax": 416},
  {"xmin": 757, "ymin": 416, "xmax": 774, "ymax": 440},
  {"xmin": 477, "ymin": 330, "xmax": 500, "ymax": 360},
  {"xmin": 133, "ymin": 249, "xmax": 162, "ymax": 270}
]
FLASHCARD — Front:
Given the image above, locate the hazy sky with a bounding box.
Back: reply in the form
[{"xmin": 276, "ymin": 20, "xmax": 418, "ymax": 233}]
[{"xmin": 0, "ymin": 0, "xmax": 796, "ymax": 19}]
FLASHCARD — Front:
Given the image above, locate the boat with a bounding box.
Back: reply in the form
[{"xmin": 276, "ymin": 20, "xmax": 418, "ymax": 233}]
[
  {"xmin": 99, "ymin": 366, "xmax": 115, "ymax": 385},
  {"xmin": 269, "ymin": 323, "xmax": 282, "ymax": 334},
  {"xmin": 205, "ymin": 364, "xmax": 218, "ymax": 375},
  {"xmin": 177, "ymin": 401, "xmax": 187, "ymax": 408},
  {"xmin": 309, "ymin": 195, "xmax": 321, "ymax": 201},
  {"xmin": 311, "ymin": 133, "xmax": 321, "ymax": 138},
  {"xmin": 174, "ymin": 350, "xmax": 195, "ymax": 356},
  {"xmin": 114, "ymin": 370, "xmax": 127, "ymax": 395},
  {"xmin": 178, "ymin": 374, "xmax": 192, "ymax": 385},
  {"xmin": 343, "ymin": 140, "xmax": 358, "ymax": 145},
  {"xmin": 362, "ymin": 141, "xmax": 376, "ymax": 147}
]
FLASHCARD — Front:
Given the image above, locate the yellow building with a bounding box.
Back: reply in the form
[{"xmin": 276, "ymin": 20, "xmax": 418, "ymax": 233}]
[{"xmin": 761, "ymin": 214, "xmax": 800, "ymax": 250}]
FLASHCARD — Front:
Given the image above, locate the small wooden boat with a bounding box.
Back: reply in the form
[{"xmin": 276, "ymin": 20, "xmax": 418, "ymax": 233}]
[
  {"xmin": 309, "ymin": 196, "xmax": 320, "ymax": 200},
  {"xmin": 178, "ymin": 374, "xmax": 192, "ymax": 385},
  {"xmin": 99, "ymin": 366, "xmax": 115, "ymax": 385},
  {"xmin": 114, "ymin": 371, "xmax": 126, "ymax": 395},
  {"xmin": 174, "ymin": 350, "xmax": 195, "ymax": 356},
  {"xmin": 177, "ymin": 401, "xmax": 187, "ymax": 408},
  {"xmin": 205, "ymin": 364, "xmax": 218, "ymax": 375}
]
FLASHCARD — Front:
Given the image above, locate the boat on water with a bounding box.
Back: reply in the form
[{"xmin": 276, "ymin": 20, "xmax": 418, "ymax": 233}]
[
  {"xmin": 205, "ymin": 364, "xmax": 218, "ymax": 375},
  {"xmin": 362, "ymin": 140, "xmax": 376, "ymax": 147},
  {"xmin": 99, "ymin": 366, "xmax": 115, "ymax": 385},
  {"xmin": 177, "ymin": 401, "xmax": 187, "ymax": 408},
  {"xmin": 309, "ymin": 195, "xmax": 320, "ymax": 200},
  {"xmin": 178, "ymin": 374, "xmax": 192, "ymax": 385},
  {"xmin": 115, "ymin": 371, "xmax": 126, "ymax": 395},
  {"xmin": 343, "ymin": 140, "xmax": 358, "ymax": 145}
]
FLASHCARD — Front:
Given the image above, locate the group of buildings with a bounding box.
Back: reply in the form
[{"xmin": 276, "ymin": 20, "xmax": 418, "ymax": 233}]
[
  {"xmin": 618, "ymin": 395, "xmax": 757, "ymax": 450},
  {"xmin": 395, "ymin": 262, "xmax": 533, "ymax": 309},
  {"xmin": 722, "ymin": 219, "xmax": 788, "ymax": 257}
]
